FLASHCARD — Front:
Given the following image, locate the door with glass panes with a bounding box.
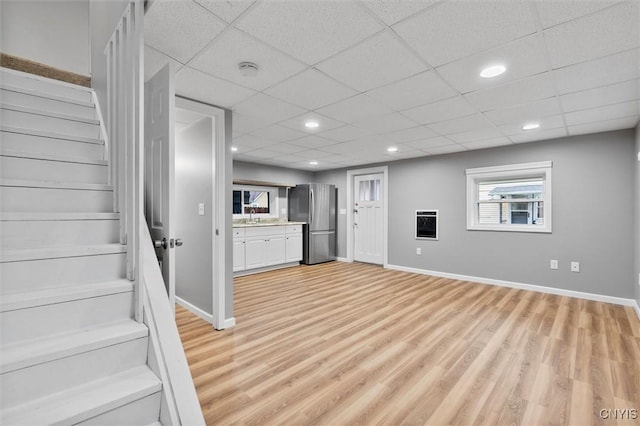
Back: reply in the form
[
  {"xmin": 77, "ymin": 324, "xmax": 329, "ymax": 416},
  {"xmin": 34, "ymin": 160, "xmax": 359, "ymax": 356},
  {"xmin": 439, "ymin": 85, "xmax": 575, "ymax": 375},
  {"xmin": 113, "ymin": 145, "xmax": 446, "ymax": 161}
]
[{"xmin": 353, "ymin": 173, "xmax": 383, "ymax": 264}]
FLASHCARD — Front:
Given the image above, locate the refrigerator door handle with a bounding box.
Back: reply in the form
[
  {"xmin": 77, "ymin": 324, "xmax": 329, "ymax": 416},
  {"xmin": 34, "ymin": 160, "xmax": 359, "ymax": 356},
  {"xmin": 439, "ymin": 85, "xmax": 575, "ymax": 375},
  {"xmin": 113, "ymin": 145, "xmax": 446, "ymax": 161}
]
[
  {"xmin": 310, "ymin": 188, "xmax": 314, "ymax": 226},
  {"xmin": 310, "ymin": 230, "xmax": 335, "ymax": 235}
]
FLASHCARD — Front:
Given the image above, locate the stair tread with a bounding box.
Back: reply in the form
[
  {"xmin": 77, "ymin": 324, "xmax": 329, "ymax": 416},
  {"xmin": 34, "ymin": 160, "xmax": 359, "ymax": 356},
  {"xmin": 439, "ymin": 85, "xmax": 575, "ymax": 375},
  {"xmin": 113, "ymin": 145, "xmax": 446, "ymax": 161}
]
[
  {"xmin": 0, "ymin": 125, "xmax": 104, "ymax": 145},
  {"xmin": 0, "ymin": 319, "xmax": 147, "ymax": 374},
  {"xmin": 1, "ymin": 103, "xmax": 100, "ymax": 125},
  {"xmin": 0, "ymin": 212, "xmax": 120, "ymax": 221},
  {"xmin": 1, "ymin": 243, "xmax": 127, "ymax": 262},
  {"xmin": 0, "ymin": 83, "xmax": 95, "ymax": 108},
  {"xmin": 1, "ymin": 279, "xmax": 133, "ymax": 312},
  {"xmin": 0, "ymin": 67, "xmax": 95, "ymax": 94},
  {"xmin": 0, "ymin": 366, "xmax": 161, "ymax": 425},
  {"xmin": 0, "ymin": 178, "xmax": 112, "ymax": 191},
  {"xmin": 1, "ymin": 149, "xmax": 108, "ymax": 165}
]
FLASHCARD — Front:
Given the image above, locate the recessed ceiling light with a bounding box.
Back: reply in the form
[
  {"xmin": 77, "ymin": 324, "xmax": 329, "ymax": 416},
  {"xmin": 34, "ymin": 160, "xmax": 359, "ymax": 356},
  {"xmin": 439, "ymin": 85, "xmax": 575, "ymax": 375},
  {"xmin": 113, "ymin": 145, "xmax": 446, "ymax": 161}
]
[
  {"xmin": 522, "ymin": 123, "xmax": 540, "ymax": 130},
  {"xmin": 387, "ymin": 146, "xmax": 398, "ymax": 152},
  {"xmin": 309, "ymin": 160, "xmax": 318, "ymax": 165},
  {"xmin": 238, "ymin": 62, "xmax": 259, "ymax": 77},
  {"xmin": 480, "ymin": 64, "xmax": 506, "ymax": 78},
  {"xmin": 305, "ymin": 121, "xmax": 319, "ymax": 129},
  {"xmin": 231, "ymin": 146, "xmax": 238, "ymax": 152}
]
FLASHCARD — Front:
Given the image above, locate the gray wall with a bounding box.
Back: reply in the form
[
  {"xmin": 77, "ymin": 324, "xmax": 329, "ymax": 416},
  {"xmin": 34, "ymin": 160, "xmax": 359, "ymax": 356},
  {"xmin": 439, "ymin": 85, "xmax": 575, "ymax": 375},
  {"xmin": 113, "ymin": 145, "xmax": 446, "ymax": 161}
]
[
  {"xmin": 175, "ymin": 118, "xmax": 214, "ymax": 314},
  {"xmin": 635, "ymin": 125, "xmax": 640, "ymax": 306},
  {"xmin": 233, "ymin": 161, "xmax": 314, "ymax": 220},
  {"xmin": 1, "ymin": 0, "xmax": 90, "ymax": 75},
  {"xmin": 316, "ymin": 129, "xmax": 636, "ymax": 299}
]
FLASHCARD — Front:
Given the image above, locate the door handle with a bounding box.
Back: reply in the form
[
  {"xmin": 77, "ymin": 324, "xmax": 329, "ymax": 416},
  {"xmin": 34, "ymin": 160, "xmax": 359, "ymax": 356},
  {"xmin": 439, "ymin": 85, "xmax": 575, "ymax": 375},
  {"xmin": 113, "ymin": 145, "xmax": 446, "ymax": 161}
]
[{"xmin": 154, "ymin": 237, "xmax": 168, "ymax": 250}]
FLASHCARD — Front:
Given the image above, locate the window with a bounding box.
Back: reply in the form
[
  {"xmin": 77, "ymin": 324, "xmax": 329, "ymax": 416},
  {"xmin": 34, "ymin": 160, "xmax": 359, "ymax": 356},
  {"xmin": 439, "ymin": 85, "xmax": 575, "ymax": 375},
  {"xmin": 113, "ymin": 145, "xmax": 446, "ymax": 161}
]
[
  {"xmin": 466, "ymin": 161, "xmax": 552, "ymax": 233},
  {"xmin": 232, "ymin": 186, "xmax": 278, "ymax": 218}
]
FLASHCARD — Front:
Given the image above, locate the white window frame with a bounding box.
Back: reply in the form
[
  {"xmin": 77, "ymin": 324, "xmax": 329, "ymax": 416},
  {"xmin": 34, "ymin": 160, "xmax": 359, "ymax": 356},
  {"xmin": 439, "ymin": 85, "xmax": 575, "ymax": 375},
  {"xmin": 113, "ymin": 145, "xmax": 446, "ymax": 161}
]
[
  {"xmin": 232, "ymin": 185, "xmax": 279, "ymax": 219},
  {"xmin": 466, "ymin": 161, "xmax": 552, "ymax": 233}
]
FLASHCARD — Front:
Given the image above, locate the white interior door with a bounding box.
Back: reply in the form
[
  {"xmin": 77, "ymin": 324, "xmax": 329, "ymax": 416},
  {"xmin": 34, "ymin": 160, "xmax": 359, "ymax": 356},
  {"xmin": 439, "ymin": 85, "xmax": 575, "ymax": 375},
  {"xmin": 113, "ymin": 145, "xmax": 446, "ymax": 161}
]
[
  {"xmin": 354, "ymin": 173, "xmax": 383, "ymax": 264},
  {"xmin": 144, "ymin": 63, "xmax": 176, "ymax": 311}
]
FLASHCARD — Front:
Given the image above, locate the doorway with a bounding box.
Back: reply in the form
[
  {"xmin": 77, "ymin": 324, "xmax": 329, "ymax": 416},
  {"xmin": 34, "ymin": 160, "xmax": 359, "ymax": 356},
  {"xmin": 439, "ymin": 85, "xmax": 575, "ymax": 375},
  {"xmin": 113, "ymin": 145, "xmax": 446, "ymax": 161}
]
[{"xmin": 346, "ymin": 166, "xmax": 388, "ymax": 266}]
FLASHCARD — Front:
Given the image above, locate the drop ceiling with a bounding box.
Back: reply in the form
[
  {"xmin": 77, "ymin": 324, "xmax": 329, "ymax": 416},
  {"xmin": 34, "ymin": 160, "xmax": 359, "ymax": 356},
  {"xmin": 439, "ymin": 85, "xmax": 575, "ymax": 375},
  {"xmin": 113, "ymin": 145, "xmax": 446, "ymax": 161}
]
[{"xmin": 144, "ymin": 0, "xmax": 640, "ymax": 171}]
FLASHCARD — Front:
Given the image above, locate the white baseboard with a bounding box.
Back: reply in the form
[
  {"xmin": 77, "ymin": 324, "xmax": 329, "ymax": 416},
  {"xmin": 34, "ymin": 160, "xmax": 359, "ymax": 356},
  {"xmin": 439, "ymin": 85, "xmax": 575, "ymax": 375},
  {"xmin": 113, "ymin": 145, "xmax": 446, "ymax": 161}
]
[
  {"xmin": 175, "ymin": 296, "xmax": 213, "ymax": 324},
  {"xmin": 223, "ymin": 317, "xmax": 236, "ymax": 329},
  {"xmin": 386, "ymin": 264, "xmax": 637, "ymax": 307},
  {"xmin": 634, "ymin": 300, "xmax": 640, "ymax": 320},
  {"xmin": 336, "ymin": 257, "xmax": 349, "ymax": 262}
]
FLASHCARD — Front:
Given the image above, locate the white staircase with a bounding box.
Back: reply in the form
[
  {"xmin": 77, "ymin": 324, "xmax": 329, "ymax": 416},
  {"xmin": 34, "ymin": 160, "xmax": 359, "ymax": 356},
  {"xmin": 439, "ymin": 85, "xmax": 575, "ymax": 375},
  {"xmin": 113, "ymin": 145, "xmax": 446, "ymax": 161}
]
[{"xmin": 0, "ymin": 68, "xmax": 163, "ymax": 425}]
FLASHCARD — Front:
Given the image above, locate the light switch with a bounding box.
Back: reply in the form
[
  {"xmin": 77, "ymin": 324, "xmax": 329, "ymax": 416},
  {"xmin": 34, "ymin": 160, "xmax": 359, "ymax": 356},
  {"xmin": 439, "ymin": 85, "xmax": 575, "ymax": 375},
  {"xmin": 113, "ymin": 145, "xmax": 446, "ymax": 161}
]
[
  {"xmin": 198, "ymin": 203, "xmax": 205, "ymax": 215},
  {"xmin": 339, "ymin": 208, "xmax": 347, "ymax": 215}
]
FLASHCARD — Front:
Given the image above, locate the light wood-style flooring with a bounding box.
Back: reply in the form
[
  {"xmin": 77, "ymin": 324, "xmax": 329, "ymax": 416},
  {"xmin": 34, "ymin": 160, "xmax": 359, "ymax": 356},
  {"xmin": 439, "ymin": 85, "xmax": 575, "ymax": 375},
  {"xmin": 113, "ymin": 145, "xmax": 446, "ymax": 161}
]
[{"xmin": 176, "ymin": 261, "xmax": 640, "ymax": 425}]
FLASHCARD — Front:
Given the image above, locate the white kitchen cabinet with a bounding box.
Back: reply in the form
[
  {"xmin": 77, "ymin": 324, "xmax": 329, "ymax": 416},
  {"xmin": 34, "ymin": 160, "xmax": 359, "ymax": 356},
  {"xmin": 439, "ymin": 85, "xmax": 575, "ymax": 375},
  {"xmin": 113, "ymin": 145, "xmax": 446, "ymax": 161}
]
[{"xmin": 233, "ymin": 224, "xmax": 303, "ymax": 274}]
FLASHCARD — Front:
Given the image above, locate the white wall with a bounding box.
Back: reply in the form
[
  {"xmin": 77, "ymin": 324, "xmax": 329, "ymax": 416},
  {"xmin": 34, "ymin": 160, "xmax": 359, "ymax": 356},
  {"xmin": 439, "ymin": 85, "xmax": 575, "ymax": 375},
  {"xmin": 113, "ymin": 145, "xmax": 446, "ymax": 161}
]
[
  {"xmin": 0, "ymin": 0, "xmax": 90, "ymax": 75},
  {"xmin": 635, "ymin": 125, "xmax": 640, "ymax": 307}
]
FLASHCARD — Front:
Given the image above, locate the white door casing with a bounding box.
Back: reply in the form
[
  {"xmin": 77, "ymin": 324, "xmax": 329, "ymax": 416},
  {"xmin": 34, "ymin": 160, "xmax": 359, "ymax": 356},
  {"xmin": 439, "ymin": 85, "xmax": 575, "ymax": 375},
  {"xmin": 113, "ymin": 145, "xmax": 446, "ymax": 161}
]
[
  {"xmin": 144, "ymin": 64, "xmax": 176, "ymax": 312},
  {"xmin": 353, "ymin": 173, "xmax": 384, "ymax": 265}
]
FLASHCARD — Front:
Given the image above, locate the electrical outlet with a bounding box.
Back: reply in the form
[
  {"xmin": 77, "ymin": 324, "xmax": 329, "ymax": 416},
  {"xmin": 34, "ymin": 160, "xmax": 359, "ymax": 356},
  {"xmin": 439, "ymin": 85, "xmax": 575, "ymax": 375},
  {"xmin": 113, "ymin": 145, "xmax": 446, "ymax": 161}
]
[
  {"xmin": 571, "ymin": 261, "xmax": 580, "ymax": 273},
  {"xmin": 416, "ymin": 247, "xmax": 422, "ymax": 255},
  {"xmin": 550, "ymin": 259, "xmax": 558, "ymax": 270},
  {"xmin": 198, "ymin": 203, "xmax": 205, "ymax": 216}
]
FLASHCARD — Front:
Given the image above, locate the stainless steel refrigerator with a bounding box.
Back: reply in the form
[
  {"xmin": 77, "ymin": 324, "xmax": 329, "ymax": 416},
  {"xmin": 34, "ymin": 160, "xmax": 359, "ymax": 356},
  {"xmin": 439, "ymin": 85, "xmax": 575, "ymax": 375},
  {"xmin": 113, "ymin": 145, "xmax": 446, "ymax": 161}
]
[{"xmin": 288, "ymin": 183, "xmax": 336, "ymax": 264}]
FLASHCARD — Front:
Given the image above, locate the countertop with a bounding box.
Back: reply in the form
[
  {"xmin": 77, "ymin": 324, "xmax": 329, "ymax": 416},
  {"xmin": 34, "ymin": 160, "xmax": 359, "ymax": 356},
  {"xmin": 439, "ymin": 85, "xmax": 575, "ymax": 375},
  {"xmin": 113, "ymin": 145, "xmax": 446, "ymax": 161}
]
[{"xmin": 232, "ymin": 221, "xmax": 306, "ymax": 228}]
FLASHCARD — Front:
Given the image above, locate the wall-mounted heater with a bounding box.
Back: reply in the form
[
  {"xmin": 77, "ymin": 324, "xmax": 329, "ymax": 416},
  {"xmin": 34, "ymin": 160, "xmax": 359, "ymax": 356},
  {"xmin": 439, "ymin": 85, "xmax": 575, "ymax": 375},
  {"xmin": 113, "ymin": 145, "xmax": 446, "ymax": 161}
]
[{"xmin": 416, "ymin": 210, "xmax": 438, "ymax": 240}]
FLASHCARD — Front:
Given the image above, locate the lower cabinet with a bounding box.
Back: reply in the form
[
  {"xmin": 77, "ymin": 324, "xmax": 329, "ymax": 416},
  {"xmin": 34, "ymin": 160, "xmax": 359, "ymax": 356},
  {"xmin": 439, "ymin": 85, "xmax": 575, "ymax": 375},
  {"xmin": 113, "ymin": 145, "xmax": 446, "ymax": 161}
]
[{"xmin": 234, "ymin": 224, "xmax": 302, "ymax": 274}]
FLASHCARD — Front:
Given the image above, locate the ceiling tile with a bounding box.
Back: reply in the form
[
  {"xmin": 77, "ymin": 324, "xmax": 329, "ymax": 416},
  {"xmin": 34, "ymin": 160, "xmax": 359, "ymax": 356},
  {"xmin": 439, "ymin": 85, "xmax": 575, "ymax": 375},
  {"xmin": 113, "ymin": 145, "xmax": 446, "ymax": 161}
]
[
  {"xmin": 277, "ymin": 112, "xmax": 346, "ymax": 134},
  {"xmin": 288, "ymin": 135, "xmax": 337, "ymax": 149},
  {"xmin": 316, "ymin": 31, "xmax": 427, "ymax": 92},
  {"xmin": 317, "ymin": 125, "xmax": 373, "ymax": 142},
  {"xmin": 447, "ymin": 127, "xmax": 505, "ymax": 144},
  {"xmin": 464, "ymin": 73, "xmax": 556, "ymax": 112},
  {"xmin": 316, "ymin": 94, "xmax": 393, "ymax": 123},
  {"xmin": 193, "ymin": 0, "xmax": 255, "ymax": 23},
  {"xmin": 428, "ymin": 114, "xmax": 493, "ymax": 135},
  {"xmin": 175, "ymin": 67, "xmax": 256, "ymax": 109},
  {"xmin": 352, "ymin": 112, "xmax": 418, "ymax": 135},
  {"xmin": 320, "ymin": 141, "xmax": 368, "ymax": 155},
  {"xmin": 568, "ymin": 116, "xmax": 639, "ymax": 136},
  {"xmin": 544, "ymin": 2, "xmax": 639, "ymax": 69},
  {"xmin": 243, "ymin": 148, "xmax": 281, "ymax": 159},
  {"xmin": 265, "ymin": 69, "xmax": 357, "ymax": 110},
  {"xmin": 462, "ymin": 137, "xmax": 512, "ymax": 150},
  {"xmin": 232, "ymin": 113, "xmax": 273, "ymax": 136},
  {"xmin": 249, "ymin": 124, "xmax": 307, "ymax": 142},
  {"xmin": 393, "ymin": 1, "xmax": 536, "ymax": 66},
  {"xmin": 401, "ymin": 96, "xmax": 475, "ymax": 124},
  {"xmin": 144, "ymin": 45, "xmax": 183, "ymax": 82},
  {"xmin": 272, "ymin": 154, "xmax": 307, "ymax": 164},
  {"xmin": 233, "ymin": 93, "xmax": 306, "ymax": 124},
  {"xmin": 564, "ymin": 100, "xmax": 639, "ymax": 126},
  {"xmin": 560, "ymin": 79, "xmax": 639, "ymax": 112},
  {"xmin": 436, "ymin": 34, "xmax": 548, "ymax": 94},
  {"xmin": 380, "ymin": 126, "xmax": 438, "ymax": 143},
  {"xmin": 260, "ymin": 143, "xmax": 306, "ymax": 154},
  {"xmin": 293, "ymin": 149, "xmax": 336, "ymax": 160},
  {"xmin": 361, "ymin": 0, "xmax": 439, "ymax": 25},
  {"xmin": 189, "ymin": 29, "xmax": 306, "ymax": 91},
  {"xmin": 536, "ymin": 1, "xmax": 623, "ymax": 29},
  {"xmin": 404, "ymin": 136, "xmax": 455, "ymax": 150},
  {"xmin": 235, "ymin": 0, "xmax": 383, "ymax": 64},
  {"xmin": 366, "ymin": 70, "xmax": 456, "ymax": 111},
  {"xmin": 229, "ymin": 144, "xmax": 256, "ymax": 154},
  {"xmin": 426, "ymin": 144, "xmax": 467, "ymax": 155},
  {"xmin": 510, "ymin": 127, "xmax": 567, "ymax": 144},
  {"xmin": 483, "ymin": 97, "xmax": 563, "ymax": 127},
  {"xmin": 144, "ymin": 0, "xmax": 227, "ymax": 63},
  {"xmin": 232, "ymin": 134, "xmax": 272, "ymax": 149},
  {"xmin": 498, "ymin": 115, "xmax": 565, "ymax": 136}
]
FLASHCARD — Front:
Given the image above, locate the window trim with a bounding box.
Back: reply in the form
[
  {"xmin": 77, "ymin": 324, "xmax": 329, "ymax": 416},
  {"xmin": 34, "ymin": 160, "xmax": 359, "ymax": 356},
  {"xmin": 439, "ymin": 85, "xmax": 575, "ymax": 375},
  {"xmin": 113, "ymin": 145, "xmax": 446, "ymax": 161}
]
[{"xmin": 466, "ymin": 161, "xmax": 552, "ymax": 233}]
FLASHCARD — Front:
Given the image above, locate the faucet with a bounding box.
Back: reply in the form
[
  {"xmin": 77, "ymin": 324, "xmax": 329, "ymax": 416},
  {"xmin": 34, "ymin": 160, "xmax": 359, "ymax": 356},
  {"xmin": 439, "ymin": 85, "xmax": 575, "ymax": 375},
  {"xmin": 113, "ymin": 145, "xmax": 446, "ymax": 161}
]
[{"xmin": 249, "ymin": 208, "xmax": 256, "ymax": 223}]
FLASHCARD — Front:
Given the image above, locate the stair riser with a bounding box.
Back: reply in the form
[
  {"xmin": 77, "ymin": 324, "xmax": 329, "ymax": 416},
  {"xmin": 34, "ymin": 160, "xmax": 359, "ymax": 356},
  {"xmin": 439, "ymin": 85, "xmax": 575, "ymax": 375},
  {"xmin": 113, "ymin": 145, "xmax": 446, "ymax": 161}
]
[
  {"xmin": 79, "ymin": 392, "xmax": 162, "ymax": 426},
  {"xmin": 1, "ymin": 156, "xmax": 108, "ymax": 184},
  {"xmin": 0, "ymin": 70, "xmax": 92, "ymax": 104},
  {"xmin": 1, "ymin": 291, "xmax": 134, "ymax": 345},
  {"xmin": 1, "ymin": 109, "xmax": 100, "ymax": 139},
  {"xmin": 1, "ymin": 253, "xmax": 126, "ymax": 293},
  {"xmin": 1, "ymin": 89, "xmax": 96, "ymax": 120},
  {"xmin": 1, "ymin": 186, "xmax": 113, "ymax": 212},
  {"xmin": 1, "ymin": 337, "xmax": 148, "ymax": 410},
  {"xmin": 0, "ymin": 220, "xmax": 120, "ymax": 250},
  {"xmin": 0, "ymin": 130, "xmax": 104, "ymax": 161}
]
